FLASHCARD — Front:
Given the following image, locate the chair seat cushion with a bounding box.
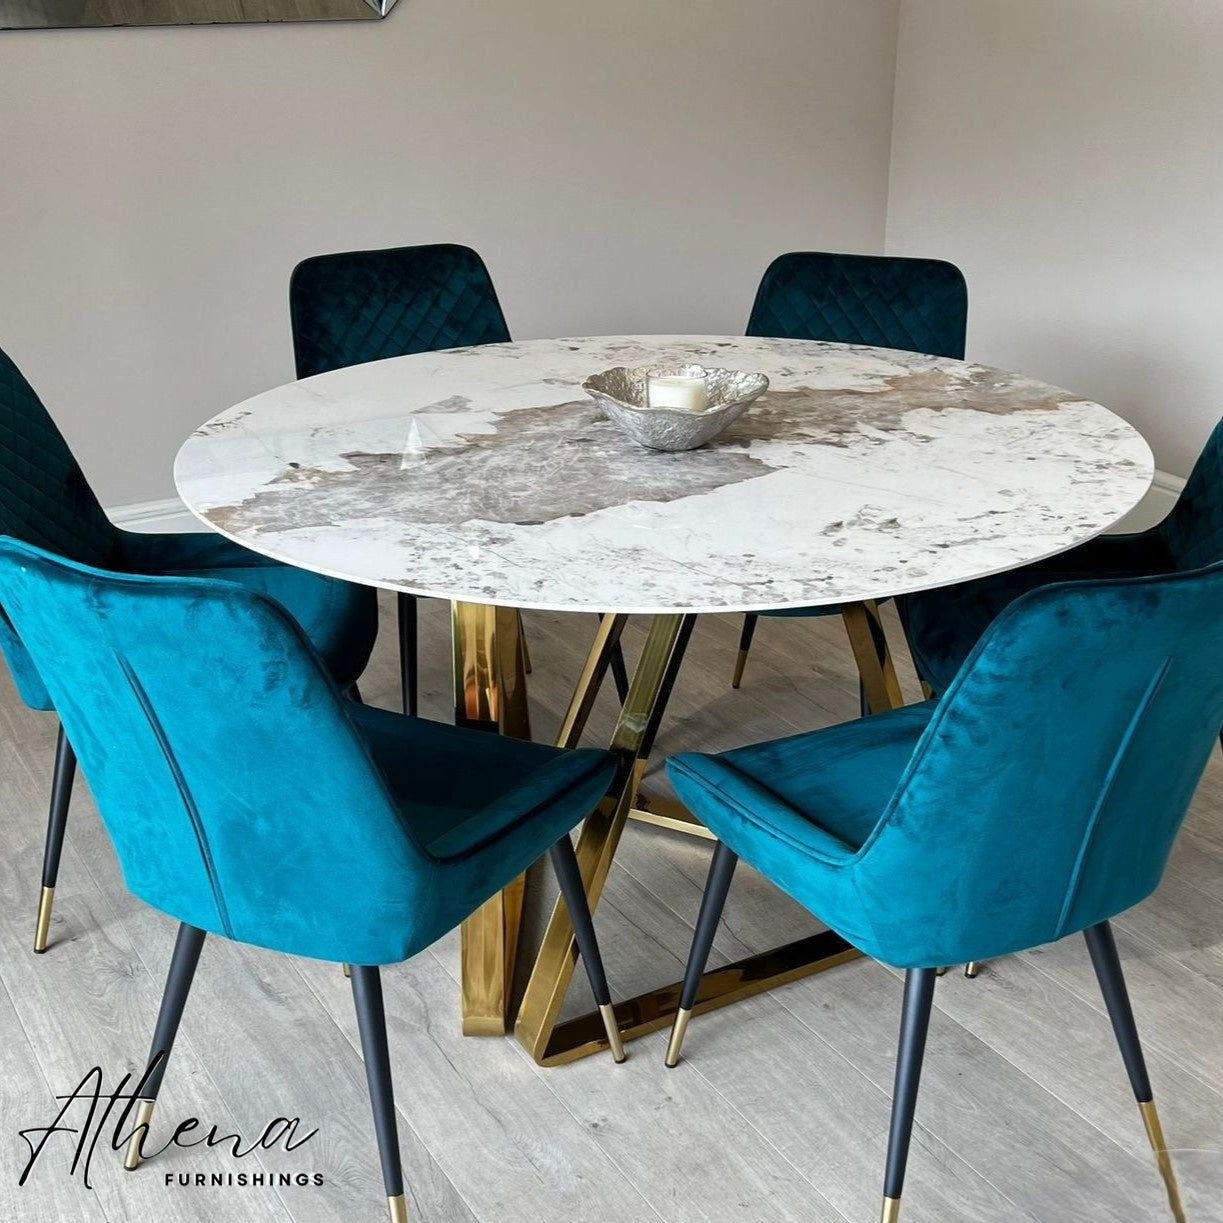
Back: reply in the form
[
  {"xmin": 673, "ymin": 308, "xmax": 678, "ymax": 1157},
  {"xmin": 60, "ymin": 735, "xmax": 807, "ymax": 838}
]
[
  {"xmin": 668, "ymin": 701, "xmax": 936, "ymax": 860},
  {"xmin": 349, "ymin": 703, "xmax": 615, "ymax": 861}
]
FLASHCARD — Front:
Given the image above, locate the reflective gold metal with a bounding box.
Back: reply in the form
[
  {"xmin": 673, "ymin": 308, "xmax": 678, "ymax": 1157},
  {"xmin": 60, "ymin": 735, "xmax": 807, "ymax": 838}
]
[
  {"xmin": 555, "ymin": 614, "xmax": 629, "ymax": 749},
  {"xmin": 388, "ymin": 1191, "xmax": 409, "ymax": 1223},
  {"xmin": 124, "ymin": 1099, "xmax": 156, "ymax": 1170},
  {"xmin": 34, "ymin": 885, "xmax": 54, "ymax": 953},
  {"xmin": 598, "ymin": 1003, "xmax": 627, "ymax": 1064},
  {"xmin": 664, "ymin": 1007, "xmax": 692, "ymax": 1068},
  {"xmin": 880, "ymin": 1195, "xmax": 901, "ymax": 1223},
  {"xmin": 731, "ymin": 648, "xmax": 749, "ymax": 690},
  {"xmin": 964, "ymin": 962, "xmax": 980, "ymax": 979},
  {"xmin": 630, "ymin": 793, "xmax": 716, "ymax": 840},
  {"xmin": 515, "ymin": 611, "xmax": 869, "ymax": 1065},
  {"xmin": 1139, "ymin": 1100, "xmax": 1187, "ymax": 1223},
  {"xmin": 842, "ymin": 601, "xmax": 904, "ymax": 714},
  {"xmin": 454, "ymin": 602, "xmax": 532, "ymax": 1036},
  {"xmin": 342, "ymin": 963, "xmax": 352, "ymax": 978}
]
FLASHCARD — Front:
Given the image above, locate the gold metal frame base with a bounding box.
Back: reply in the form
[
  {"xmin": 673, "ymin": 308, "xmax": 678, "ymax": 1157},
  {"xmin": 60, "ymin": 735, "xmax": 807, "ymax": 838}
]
[
  {"xmin": 33, "ymin": 885, "xmax": 54, "ymax": 953},
  {"xmin": 1139, "ymin": 1100, "xmax": 1187, "ymax": 1223},
  {"xmin": 388, "ymin": 1192, "xmax": 408, "ymax": 1223},
  {"xmin": 630, "ymin": 792, "xmax": 716, "ymax": 840},
  {"xmin": 880, "ymin": 1195, "xmax": 901, "ymax": 1223},
  {"xmin": 527, "ymin": 928, "xmax": 860, "ymax": 1066},
  {"xmin": 664, "ymin": 1007, "xmax": 691, "ymax": 1068},
  {"xmin": 124, "ymin": 1099, "xmax": 156, "ymax": 1170}
]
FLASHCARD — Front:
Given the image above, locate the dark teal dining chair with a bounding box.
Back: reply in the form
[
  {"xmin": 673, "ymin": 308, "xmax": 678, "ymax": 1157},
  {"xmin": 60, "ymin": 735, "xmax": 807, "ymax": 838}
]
[
  {"xmin": 898, "ymin": 414, "xmax": 1223, "ymax": 700},
  {"xmin": 665, "ymin": 563, "xmax": 1221, "ymax": 1223},
  {"xmin": 0, "ymin": 537, "xmax": 626, "ymax": 1223},
  {"xmin": 289, "ymin": 242, "xmax": 631, "ymax": 716},
  {"xmin": 290, "ymin": 243, "xmax": 511, "ymax": 720},
  {"xmin": 732, "ymin": 251, "xmax": 968, "ymax": 698},
  {"xmin": 0, "ymin": 342, "xmax": 378, "ymax": 955}
]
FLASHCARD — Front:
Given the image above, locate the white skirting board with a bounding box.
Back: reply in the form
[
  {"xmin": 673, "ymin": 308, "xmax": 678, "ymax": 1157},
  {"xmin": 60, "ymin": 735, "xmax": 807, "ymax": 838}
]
[{"xmin": 107, "ymin": 472, "xmax": 1187, "ymax": 538}]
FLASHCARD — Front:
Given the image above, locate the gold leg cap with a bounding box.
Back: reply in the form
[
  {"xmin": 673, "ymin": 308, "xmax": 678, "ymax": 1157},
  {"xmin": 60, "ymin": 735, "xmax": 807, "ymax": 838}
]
[
  {"xmin": 934, "ymin": 966, "xmax": 948, "ymax": 977},
  {"xmin": 665, "ymin": 1007, "xmax": 692, "ymax": 1068},
  {"xmin": 964, "ymin": 961, "xmax": 981, "ymax": 979},
  {"xmin": 731, "ymin": 650, "xmax": 748, "ymax": 690},
  {"xmin": 34, "ymin": 885, "xmax": 55, "ymax": 954},
  {"xmin": 880, "ymin": 1195, "xmax": 901, "ymax": 1223},
  {"xmin": 124, "ymin": 1099, "xmax": 156, "ymax": 1170},
  {"xmin": 1139, "ymin": 1100, "xmax": 1187, "ymax": 1223},
  {"xmin": 342, "ymin": 963, "xmax": 352, "ymax": 978},
  {"xmin": 598, "ymin": 1002, "xmax": 626, "ymax": 1064},
  {"xmin": 388, "ymin": 1192, "xmax": 408, "ymax": 1223}
]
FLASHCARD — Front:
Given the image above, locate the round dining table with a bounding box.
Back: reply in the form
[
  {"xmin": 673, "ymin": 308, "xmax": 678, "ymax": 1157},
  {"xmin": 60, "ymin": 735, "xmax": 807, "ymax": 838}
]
[{"xmin": 175, "ymin": 334, "xmax": 1154, "ymax": 1065}]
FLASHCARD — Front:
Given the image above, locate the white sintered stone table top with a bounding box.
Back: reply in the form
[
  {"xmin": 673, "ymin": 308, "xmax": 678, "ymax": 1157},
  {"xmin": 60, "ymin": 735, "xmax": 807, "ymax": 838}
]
[{"xmin": 174, "ymin": 336, "xmax": 1154, "ymax": 614}]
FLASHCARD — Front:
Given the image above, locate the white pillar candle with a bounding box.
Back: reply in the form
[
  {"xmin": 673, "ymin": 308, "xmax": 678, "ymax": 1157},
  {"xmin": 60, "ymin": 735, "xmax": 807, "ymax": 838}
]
[{"xmin": 648, "ymin": 374, "xmax": 709, "ymax": 413}]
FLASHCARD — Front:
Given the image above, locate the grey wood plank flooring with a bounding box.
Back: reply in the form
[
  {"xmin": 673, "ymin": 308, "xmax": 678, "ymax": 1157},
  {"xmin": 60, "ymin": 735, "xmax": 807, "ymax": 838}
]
[{"xmin": 1, "ymin": 594, "xmax": 1220, "ymax": 1221}]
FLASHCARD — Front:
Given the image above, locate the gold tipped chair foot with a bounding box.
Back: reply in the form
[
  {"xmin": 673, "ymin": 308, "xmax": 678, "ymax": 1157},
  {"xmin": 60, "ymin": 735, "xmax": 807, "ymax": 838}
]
[
  {"xmin": 880, "ymin": 1195, "xmax": 901, "ymax": 1223},
  {"xmin": 598, "ymin": 1003, "xmax": 627, "ymax": 1064},
  {"xmin": 124, "ymin": 1099, "xmax": 156, "ymax": 1170},
  {"xmin": 664, "ymin": 1006, "xmax": 692, "ymax": 1068},
  {"xmin": 731, "ymin": 650, "xmax": 749, "ymax": 690},
  {"xmin": 342, "ymin": 963, "xmax": 352, "ymax": 978},
  {"xmin": 33, "ymin": 885, "xmax": 54, "ymax": 953},
  {"xmin": 1139, "ymin": 1100, "xmax": 1187, "ymax": 1223},
  {"xmin": 964, "ymin": 961, "xmax": 980, "ymax": 979},
  {"xmin": 388, "ymin": 1192, "xmax": 408, "ymax": 1223}
]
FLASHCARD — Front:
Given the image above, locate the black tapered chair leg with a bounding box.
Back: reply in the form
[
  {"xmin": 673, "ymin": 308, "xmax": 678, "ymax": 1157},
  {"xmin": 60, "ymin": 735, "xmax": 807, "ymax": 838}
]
[
  {"xmin": 351, "ymin": 966, "xmax": 408, "ymax": 1223},
  {"xmin": 1085, "ymin": 922, "xmax": 1186, "ymax": 1222},
  {"xmin": 124, "ymin": 923, "xmax": 206, "ymax": 1170},
  {"xmin": 347, "ymin": 682, "xmax": 364, "ymax": 704},
  {"xmin": 549, "ymin": 835, "xmax": 626, "ymax": 1063},
  {"xmin": 881, "ymin": 967, "xmax": 937, "ymax": 1222},
  {"xmin": 397, "ymin": 592, "xmax": 418, "ymax": 717},
  {"xmin": 731, "ymin": 614, "xmax": 759, "ymax": 689},
  {"xmin": 34, "ymin": 725, "xmax": 76, "ymax": 954},
  {"xmin": 665, "ymin": 839, "xmax": 739, "ymax": 1067}
]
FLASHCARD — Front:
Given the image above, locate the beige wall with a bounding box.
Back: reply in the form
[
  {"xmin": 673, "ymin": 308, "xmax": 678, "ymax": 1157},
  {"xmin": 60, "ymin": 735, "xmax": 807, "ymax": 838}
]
[
  {"xmin": 0, "ymin": 0, "xmax": 900, "ymax": 505},
  {"xmin": 887, "ymin": 0, "xmax": 1223, "ymax": 477}
]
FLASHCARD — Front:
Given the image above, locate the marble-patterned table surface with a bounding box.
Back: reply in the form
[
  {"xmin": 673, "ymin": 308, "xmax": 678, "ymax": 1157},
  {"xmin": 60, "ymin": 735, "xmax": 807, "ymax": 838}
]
[{"xmin": 174, "ymin": 336, "xmax": 1154, "ymax": 614}]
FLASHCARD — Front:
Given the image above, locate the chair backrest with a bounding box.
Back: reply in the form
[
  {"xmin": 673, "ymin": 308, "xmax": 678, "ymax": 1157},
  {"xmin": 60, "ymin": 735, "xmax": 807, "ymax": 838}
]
[
  {"xmin": 746, "ymin": 252, "xmax": 968, "ymax": 360},
  {"xmin": 289, "ymin": 243, "xmax": 511, "ymax": 379},
  {"xmin": 0, "ymin": 537, "xmax": 431, "ymax": 965},
  {"xmin": 1158, "ymin": 415, "xmax": 1223, "ymax": 571},
  {"xmin": 0, "ymin": 344, "xmax": 118, "ymax": 709},
  {"xmin": 855, "ymin": 561, "xmax": 1223, "ymax": 966}
]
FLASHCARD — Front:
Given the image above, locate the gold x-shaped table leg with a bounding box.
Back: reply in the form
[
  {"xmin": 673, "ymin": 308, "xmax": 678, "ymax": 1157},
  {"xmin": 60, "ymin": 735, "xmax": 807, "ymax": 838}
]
[
  {"xmin": 453, "ymin": 601, "xmax": 531, "ymax": 1036},
  {"xmin": 512, "ymin": 601, "xmax": 903, "ymax": 1066}
]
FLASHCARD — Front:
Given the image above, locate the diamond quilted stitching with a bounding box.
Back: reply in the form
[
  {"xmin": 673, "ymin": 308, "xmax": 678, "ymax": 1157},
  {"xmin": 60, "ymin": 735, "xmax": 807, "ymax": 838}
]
[
  {"xmin": 746, "ymin": 252, "xmax": 968, "ymax": 360},
  {"xmin": 0, "ymin": 346, "xmax": 116, "ymax": 567},
  {"xmin": 289, "ymin": 244, "xmax": 511, "ymax": 379}
]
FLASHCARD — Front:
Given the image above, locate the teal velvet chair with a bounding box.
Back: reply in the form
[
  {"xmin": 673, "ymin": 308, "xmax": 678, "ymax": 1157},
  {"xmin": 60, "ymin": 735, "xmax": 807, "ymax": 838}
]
[
  {"xmin": 732, "ymin": 252, "xmax": 968, "ymax": 701},
  {"xmin": 0, "ymin": 342, "xmax": 378, "ymax": 954},
  {"xmin": 290, "ymin": 243, "xmax": 512, "ymax": 720},
  {"xmin": 289, "ymin": 242, "xmax": 631, "ymax": 715},
  {"xmin": 899, "ymin": 414, "xmax": 1223, "ymax": 702},
  {"xmin": 665, "ymin": 563, "xmax": 1222, "ymax": 1223},
  {"xmin": 0, "ymin": 537, "xmax": 626, "ymax": 1222}
]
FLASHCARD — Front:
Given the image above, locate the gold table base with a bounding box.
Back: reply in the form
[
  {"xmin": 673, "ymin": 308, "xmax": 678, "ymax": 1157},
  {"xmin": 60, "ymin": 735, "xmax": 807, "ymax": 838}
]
[{"xmin": 454, "ymin": 600, "xmax": 902, "ymax": 1059}]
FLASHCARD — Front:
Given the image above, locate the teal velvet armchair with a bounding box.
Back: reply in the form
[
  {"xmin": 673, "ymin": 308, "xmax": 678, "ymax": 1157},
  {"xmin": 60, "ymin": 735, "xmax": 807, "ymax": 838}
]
[
  {"xmin": 665, "ymin": 562, "xmax": 1222, "ymax": 1223},
  {"xmin": 0, "ymin": 538, "xmax": 625, "ymax": 1222},
  {"xmin": 732, "ymin": 252, "xmax": 968, "ymax": 703},
  {"xmin": 289, "ymin": 243, "xmax": 514, "ymax": 720},
  {"xmin": 0, "ymin": 342, "xmax": 378, "ymax": 955}
]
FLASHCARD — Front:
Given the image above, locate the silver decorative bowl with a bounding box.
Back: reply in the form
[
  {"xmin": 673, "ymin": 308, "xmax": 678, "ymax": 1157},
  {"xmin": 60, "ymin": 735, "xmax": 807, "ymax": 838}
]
[{"xmin": 582, "ymin": 364, "xmax": 769, "ymax": 452}]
